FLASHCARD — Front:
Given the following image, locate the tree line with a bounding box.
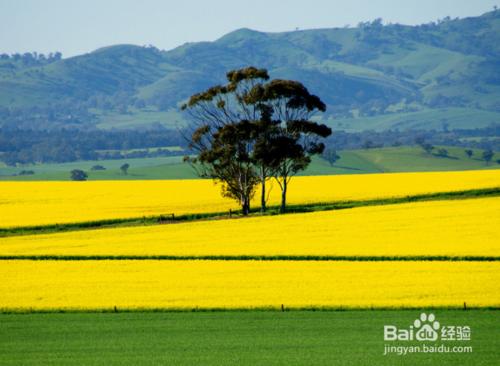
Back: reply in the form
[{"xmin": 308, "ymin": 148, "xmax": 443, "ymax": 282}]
[
  {"xmin": 326, "ymin": 126, "xmax": 500, "ymax": 152},
  {"xmin": 0, "ymin": 52, "xmax": 62, "ymax": 66},
  {"xmin": 182, "ymin": 67, "xmax": 332, "ymax": 215},
  {"xmin": 1, "ymin": 123, "xmax": 497, "ymax": 167},
  {"xmin": 0, "ymin": 128, "xmax": 185, "ymax": 165}
]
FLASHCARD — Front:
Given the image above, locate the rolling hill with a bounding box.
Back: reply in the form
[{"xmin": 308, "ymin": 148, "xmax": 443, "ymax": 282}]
[{"xmin": 1, "ymin": 10, "xmax": 500, "ymax": 131}]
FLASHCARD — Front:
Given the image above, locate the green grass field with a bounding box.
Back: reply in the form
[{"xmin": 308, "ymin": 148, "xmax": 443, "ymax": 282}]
[
  {"xmin": 0, "ymin": 156, "xmax": 195, "ymax": 181},
  {"xmin": 0, "ymin": 146, "xmax": 497, "ymax": 181},
  {"xmin": 0, "ymin": 310, "xmax": 496, "ymax": 365}
]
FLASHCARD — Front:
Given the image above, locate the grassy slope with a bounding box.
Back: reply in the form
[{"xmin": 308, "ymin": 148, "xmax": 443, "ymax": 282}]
[
  {"xmin": 0, "ymin": 311, "xmax": 497, "ymax": 365},
  {"xmin": 1, "ymin": 146, "xmax": 497, "ymax": 181},
  {"xmin": 0, "ymin": 45, "xmax": 175, "ymax": 108},
  {"xmin": 0, "ymin": 156, "xmax": 196, "ymax": 181},
  {"xmin": 3, "ymin": 13, "xmax": 500, "ymax": 132},
  {"xmin": 348, "ymin": 146, "xmax": 500, "ymax": 173},
  {"xmin": 94, "ymin": 107, "xmax": 186, "ymax": 130},
  {"xmin": 328, "ymin": 108, "xmax": 500, "ymax": 132},
  {"xmin": 300, "ymin": 145, "xmax": 489, "ymax": 176},
  {"xmin": 92, "ymin": 106, "xmax": 500, "ymax": 131}
]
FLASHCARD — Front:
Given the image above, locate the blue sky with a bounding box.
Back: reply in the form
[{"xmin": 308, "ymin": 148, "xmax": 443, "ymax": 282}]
[{"xmin": 0, "ymin": 0, "xmax": 498, "ymax": 57}]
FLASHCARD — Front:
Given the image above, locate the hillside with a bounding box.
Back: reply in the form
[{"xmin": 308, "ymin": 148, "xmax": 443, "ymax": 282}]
[{"xmin": 1, "ymin": 10, "xmax": 500, "ymax": 131}]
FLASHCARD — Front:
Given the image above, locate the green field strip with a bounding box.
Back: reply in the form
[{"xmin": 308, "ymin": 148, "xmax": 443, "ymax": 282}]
[
  {"xmin": 0, "ymin": 255, "xmax": 498, "ymax": 261},
  {"xmin": 1, "ymin": 305, "xmax": 499, "ymax": 314},
  {"xmin": 1, "ymin": 186, "xmax": 499, "ymax": 237},
  {"xmin": 2, "ymin": 310, "xmax": 496, "ymax": 365}
]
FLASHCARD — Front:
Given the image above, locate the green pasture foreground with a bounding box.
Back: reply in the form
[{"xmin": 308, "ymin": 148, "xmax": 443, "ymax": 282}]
[{"xmin": 0, "ymin": 310, "xmax": 497, "ymax": 365}]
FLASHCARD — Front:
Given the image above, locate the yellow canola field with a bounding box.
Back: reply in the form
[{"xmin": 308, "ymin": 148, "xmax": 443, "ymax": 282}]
[
  {"xmin": 1, "ymin": 170, "xmax": 499, "ymax": 228},
  {"xmin": 0, "ymin": 260, "xmax": 497, "ymax": 310},
  {"xmin": 3, "ymin": 197, "xmax": 499, "ymax": 257}
]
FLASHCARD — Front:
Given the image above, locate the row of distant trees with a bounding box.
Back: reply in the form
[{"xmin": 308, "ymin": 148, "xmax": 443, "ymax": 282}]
[
  {"xmin": 415, "ymin": 136, "xmax": 496, "ymax": 164},
  {"xmin": 70, "ymin": 164, "xmax": 130, "ymax": 181},
  {"xmin": 2, "ymin": 123, "xmax": 497, "ymax": 166},
  {"xmin": 464, "ymin": 149, "xmax": 495, "ymax": 164},
  {"xmin": 182, "ymin": 67, "xmax": 332, "ymax": 215},
  {"xmin": 326, "ymin": 126, "xmax": 500, "ymax": 152},
  {"xmin": 0, "ymin": 52, "xmax": 62, "ymax": 66},
  {"xmin": 0, "ymin": 128, "xmax": 184, "ymax": 166}
]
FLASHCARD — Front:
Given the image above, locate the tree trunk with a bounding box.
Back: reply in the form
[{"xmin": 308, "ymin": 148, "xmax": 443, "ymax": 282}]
[
  {"xmin": 242, "ymin": 196, "xmax": 250, "ymax": 216},
  {"xmin": 260, "ymin": 168, "xmax": 266, "ymax": 213},
  {"xmin": 280, "ymin": 178, "xmax": 287, "ymax": 214}
]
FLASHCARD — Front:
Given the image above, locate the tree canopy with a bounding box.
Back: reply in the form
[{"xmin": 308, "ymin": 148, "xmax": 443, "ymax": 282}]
[{"xmin": 70, "ymin": 169, "xmax": 88, "ymax": 181}]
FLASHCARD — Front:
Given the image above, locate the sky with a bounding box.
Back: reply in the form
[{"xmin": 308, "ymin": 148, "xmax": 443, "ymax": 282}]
[{"xmin": 0, "ymin": 0, "xmax": 498, "ymax": 57}]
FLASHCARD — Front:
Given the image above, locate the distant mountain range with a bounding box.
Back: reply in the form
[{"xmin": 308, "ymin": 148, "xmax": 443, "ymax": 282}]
[{"xmin": 1, "ymin": 10, "xmax": 499, "ymax": 131}]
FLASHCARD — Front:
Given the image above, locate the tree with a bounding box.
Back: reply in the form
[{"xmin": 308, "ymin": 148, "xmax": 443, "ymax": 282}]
[
  {"xmin": 436, "ymin": 148, "xmax": 448, "ymax": 157},
  {"xmin": 362, "ymin": 140, "xmax": 375, "ymax": 149},
  {"xmin": 190, "ymin": 121, "xmax": 260, "ymax": 215},
  {"xmin": 120, "ymin": 163, "xmax": 130, "ymax": 175},
  {"xmin": 465, "ymin": 149, "xmax": 473, "ymax": 158},
  {"xmin": 414, "ymin": 136, "xmax": 425, "ymax": 146},
  {"xmin": 482, "ymin": 150, "xmax": 494, "ymax": 165},
  {"xmin": 91, "ymin": 165, "xmax": 106, "ymax": 171},
  {"xmin": 255, "ymin": 79, "xmax": 331, "ymax": 213},
  {"xmin": 415, "ymin": 137, "xmax": 434, "ymax": 154},
  {"xmin": 182, "ymin": 67, "xmax": 331, "ymax": 214},
  {"xmin": 70, "ymin": 169, "xmax": 87, "ymax": 181},
  {"xmin": 421, "ymin": 143, "xmax": 434, "ymax": 154},
  {"xmin": 323, "ymin": 149, "xmax": 340, "ymax": 166},
  {"xmin": 182, "ymin": 67, "xmax": 270, "ymax": 214},
  {"xmin": 18, "ymin": 170, "xmax": 34, "ymax": 176},
  {"xmin": 250, "ymin": 111, "xmax": 279, "ymax": 212}
]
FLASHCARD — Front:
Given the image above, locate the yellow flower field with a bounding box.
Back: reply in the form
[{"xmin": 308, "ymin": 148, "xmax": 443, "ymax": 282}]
[
  {"xmin": 0, "ymin": 260, "xmax": 497, "ymax": 310},
  {"xmin": 2, "ymin": 197, "xmax": 499, "ymax": 257},
  {"xmin": 0, "ymin": 170, "xmax": 499, "ymax": 228}
]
